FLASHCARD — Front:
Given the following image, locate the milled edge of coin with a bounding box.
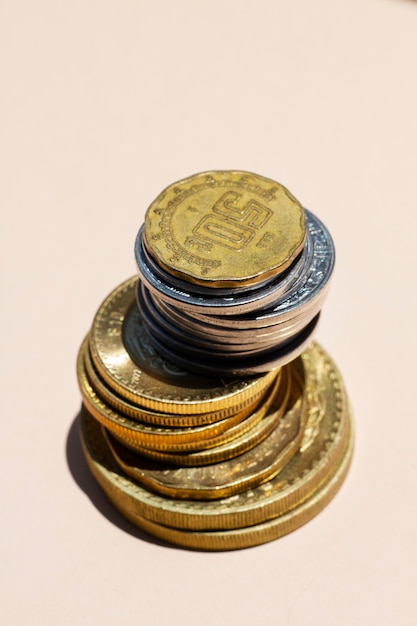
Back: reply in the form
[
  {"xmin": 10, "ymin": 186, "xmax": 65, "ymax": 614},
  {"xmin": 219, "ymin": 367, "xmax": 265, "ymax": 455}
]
[
  {"xmin": 78, "ymin": 338, "xmax": 282, "ymax": 450},
  {"xmin": 145, "ymin": 313, "xmax": 320, "ymax": 376},
  {"xmin": 88, "ymin": 276, "xmax": 276, "ymax": 414},
  {"xmin": 124, "ymin": 373, "xmax": 290, "ymax": 465},
  {"xmin": 142, "ymin": 170, "xmax": 306, "ymax": 288},
  {"xmin": 83, "ymin": 337, "xmax": 270, "ymax": 427},
  {"xmin": 109, "ymin": 372, "xmax": 283, "ymax": 453},
  {"xmin": 79, "ymin": 342, "xmax": 351, "ymax": 529},
  {"xmin": 102, "ymin": 368, "xmax": 306, "ymax": 500},
  {"xmin": 117, "ymin": 423, "xmax": 353, "ymax": 551}
]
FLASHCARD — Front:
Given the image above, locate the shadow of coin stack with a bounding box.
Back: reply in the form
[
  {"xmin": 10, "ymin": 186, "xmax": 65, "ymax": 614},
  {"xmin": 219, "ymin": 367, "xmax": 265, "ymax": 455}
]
[{"xmin": 77, "ymin": 171, "xmax": 353, "ymax": 550}]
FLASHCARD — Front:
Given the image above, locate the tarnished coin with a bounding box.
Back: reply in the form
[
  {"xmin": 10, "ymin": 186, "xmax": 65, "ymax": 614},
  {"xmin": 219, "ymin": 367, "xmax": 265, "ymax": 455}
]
[
  {"xmin": 142, "ymin": 171, "xmax": 306, "ymax": 288},
  {"xmin": 80, "ymin": 343, "xmax": 353, "ymax": 534},
  {"xmin": 78, "ymin": 338, "xmax": 282, "ymax": 452},
  {"xmin": 88, "ymin": 277, "xmax": 276, "ymax": 414},
  {"xmin": 103, "ymin": 366, "xmax": 303, "ymax": 500}
]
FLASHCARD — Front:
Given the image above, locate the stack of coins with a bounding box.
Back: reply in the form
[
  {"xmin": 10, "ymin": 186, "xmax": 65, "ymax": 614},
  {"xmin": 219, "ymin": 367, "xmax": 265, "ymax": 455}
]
[{"xmin": 77, "ymin": 171, "xmax": 353, "ymax": 550}]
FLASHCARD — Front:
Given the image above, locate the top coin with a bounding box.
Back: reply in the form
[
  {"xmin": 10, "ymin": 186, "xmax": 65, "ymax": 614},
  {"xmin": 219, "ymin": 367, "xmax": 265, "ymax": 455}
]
[{"xmin": 142, "ymin": 171, "xmax": 306, "ymax": 288}]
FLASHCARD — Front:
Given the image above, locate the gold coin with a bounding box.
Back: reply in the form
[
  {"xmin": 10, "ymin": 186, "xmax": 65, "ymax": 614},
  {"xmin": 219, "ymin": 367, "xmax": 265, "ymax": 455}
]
[
  {"xmin": 89, "ymin": 276, "xmax": 276, "ymax": 414},
  {"xmin": 103, "ymin": 373, "xmax": 282, "ymax": 453},
  {"xmin": 143, "ymin": 171, "xmax": 306, "ymax": 288},
  {"xmin": 103, "ymin": 367, "xmax": 304, "ymax": 500},
  {"xmin": 78, "ymin": 338, "xmax": 281, "ymax": 451},
  {"xmin": 119, "ymin": 426, "xmax": 353, "ymax": 550},
  {"xmin": 83, "ymin": 337, "xmax": 268, "ymax": 427},
  {"xmin": 127, "ymin": 364, "xmax": 292, "ymax": 465},
  {"xmin": 80, "ymin": 343, "xmax": 353, "ymax": 533}
]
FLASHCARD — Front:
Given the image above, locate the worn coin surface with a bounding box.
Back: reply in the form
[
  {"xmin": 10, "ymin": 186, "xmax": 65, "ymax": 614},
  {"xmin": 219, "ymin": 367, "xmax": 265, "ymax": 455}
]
[
  {"xmin": 88, "ymin": 277, "xmax": 276, "ymax": 414},
  {"xmin": 142, "ymin": 171, "xmax": 306, "ymax": 288},
  {"xmin": 80, "ymin": 343, "xmax": 353, "ymax": 533}
]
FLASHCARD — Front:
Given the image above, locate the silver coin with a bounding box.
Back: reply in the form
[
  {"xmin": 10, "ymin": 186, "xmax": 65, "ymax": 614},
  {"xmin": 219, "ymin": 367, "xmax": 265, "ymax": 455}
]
[
  {"xmin": 137, "ymin": 282, "xmax": 280, "ymax": 356},
  {"xmin": 145, "ymin": 314, "xmax": 320, "ymax": 377},
  {"xmin": 138, "ymin": 283, "xmax": 270, "ymax": 352},
  {"xmin": 150, "ymin": 289, "xmax": 321, "ymax": 344}
]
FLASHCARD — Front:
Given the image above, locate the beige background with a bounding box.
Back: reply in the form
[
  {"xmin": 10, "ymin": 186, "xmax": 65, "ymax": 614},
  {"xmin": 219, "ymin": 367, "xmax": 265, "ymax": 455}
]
[{"xmin": 1, "ymin": 1, "xmax": 416, "ymax": 624}]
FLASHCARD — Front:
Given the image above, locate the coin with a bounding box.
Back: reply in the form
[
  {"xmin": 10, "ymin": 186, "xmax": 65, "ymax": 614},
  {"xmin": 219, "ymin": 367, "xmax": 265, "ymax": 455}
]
[
  {"xmin": 80, "ymin": 343, "xmax": 353, "ymax": 533},
  {"xmin": 83, "ymin": 338, "xmax": 268, "ymax": 427},
  {"xmin": 140, "ymin": 209, "xmax": 333, "ymax": 321},
  {"xmin": 118, "ymin": 427, "xmax": 353, "ymax": 551},
  {"xmin": 103, "ymin": 366, "xmax": 300, "ymax": 500},
  {"xmin": 145, "ymin": 312, "xmax": 320, "ymax": 376},
  {"xmin": 110, "ymin": 373, "xmax": 283, "ymax": 453},
  {"xmin": 142, "ymin": 171, "xmax": 306, "ymax": 288},
  {"xmin": 88, "ymin": 276, "xmax": 276, "ymax": 414},
  {"xmin": 78, "ymin": 338, "xmax": 282, "ymax": 452}
]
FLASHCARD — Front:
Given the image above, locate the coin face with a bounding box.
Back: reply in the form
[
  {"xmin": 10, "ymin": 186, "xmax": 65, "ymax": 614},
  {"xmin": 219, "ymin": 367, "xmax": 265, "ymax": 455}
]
[
  {"xmin": 88, "ymin": 277, "xmax": 276, "ymax": 414},
  {"xmin": 142, "ymin": 171, "xmax": 306, "ymax": 287}
]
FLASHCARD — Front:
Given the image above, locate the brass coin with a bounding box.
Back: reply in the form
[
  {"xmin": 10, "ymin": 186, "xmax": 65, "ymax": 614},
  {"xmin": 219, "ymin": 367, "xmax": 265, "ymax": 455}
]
[
  {"xmin": 83, "ymin": 338, "xmax": 268, "ymax": 428},
  {"xmin": 88, "ymin": 276, "xmax": 276, "ymax": 414},
  {"xmin": 78, "ymin": 338, "xmax": 281, "ymax": 451},
  {"xmin": 110, "ymin": 372, "xmax": 283, "ymax": 453},
  {"xmin": 103, "ymin": 367, "xmax": 304, "ymax": 500},
  {"xmin": 130, "ymin": 383, "xmax": 290, "ymax": 466},
  {"xmin": 80, "ymin": 343, "xmax": 353, "ymax": 532},
  {"xmin": 142, "ymin": 171, "xmax": 306, "ymax": 288},
  {"xmin": 119, "ymin": 426, "xmax": 353, "ymax": 551}
]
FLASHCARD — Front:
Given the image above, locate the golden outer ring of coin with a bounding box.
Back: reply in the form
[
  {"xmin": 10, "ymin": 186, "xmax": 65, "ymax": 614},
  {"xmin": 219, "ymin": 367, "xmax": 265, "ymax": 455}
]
[
  {"xmin": 80, "ymin": 343, "xmax": 352, "ymax": 530},
  {"xmin": 102, "ymin": 370, "xmax": 304, "ymax": 500},
  {"xmin": 83, "ymin": 338, "xmax": 269, "ymax": 428},
  {"xmin": 89, "ymin": 277, "xmax": 277, "ymax": 414},
  {"xmin": 116, "ymin": 425, "xmax": 353, "ymax": 551},
  {"xmin": 78, "ymin": 339, "xmax": 282, "ymax": 450},
  {"xmin": 143, "ymin": 170, "xmax": 306, "ymax": 288}
]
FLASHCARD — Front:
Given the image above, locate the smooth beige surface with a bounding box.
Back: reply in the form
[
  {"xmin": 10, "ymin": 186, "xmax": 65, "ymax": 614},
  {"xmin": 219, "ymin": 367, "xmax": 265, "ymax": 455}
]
[{"xmin": 1, "ymin": 1, "xmax": 416, "ymax": 624}]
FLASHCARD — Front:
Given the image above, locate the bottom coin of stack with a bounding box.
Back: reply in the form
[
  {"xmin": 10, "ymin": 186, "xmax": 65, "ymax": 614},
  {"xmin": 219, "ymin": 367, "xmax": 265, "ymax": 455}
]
[{"xmin": 77, "ymin": 277, "xmax": 353, "ymax": 551}]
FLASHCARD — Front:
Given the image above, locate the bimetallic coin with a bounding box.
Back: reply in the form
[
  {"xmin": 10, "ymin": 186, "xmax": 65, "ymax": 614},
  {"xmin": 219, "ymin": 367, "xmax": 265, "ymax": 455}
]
[
  {"xmin": 103, "ymin": 367, "xmax": 300, "ymax": 500},
  {"xmin": 78, "ymin": 338, "xmax": 282, "ymax": 452},
  {"xmin": 88, "ymin": 277, "xmax": 276, "ymax": 414},
  {"xmin": 142, "ymin": 170, "xmax": 306, "ymax": 288},
  {"xmin": 80, "ymin": 343, "xmax": 353, "ymax": 533},
  {"xmin": 83, "ymin": 339, "xmax": 269, "ymax": 427}
]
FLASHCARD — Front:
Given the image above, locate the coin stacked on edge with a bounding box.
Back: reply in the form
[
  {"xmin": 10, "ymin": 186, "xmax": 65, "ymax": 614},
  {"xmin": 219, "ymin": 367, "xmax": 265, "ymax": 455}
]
[{"xmin": 77, "ymin": 171, "xmax": 353, "ymax": 551}]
